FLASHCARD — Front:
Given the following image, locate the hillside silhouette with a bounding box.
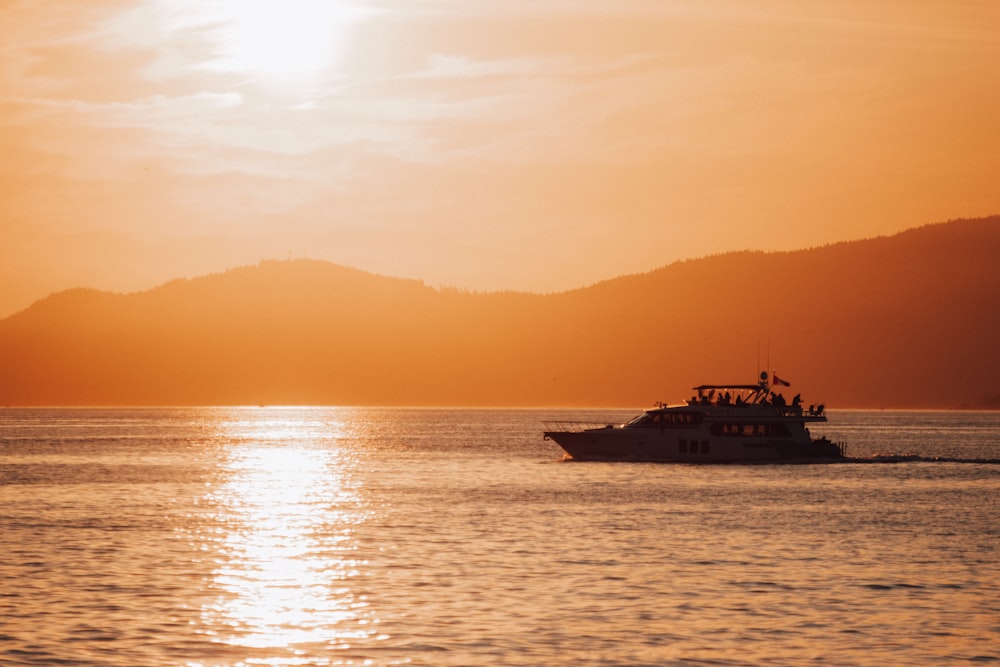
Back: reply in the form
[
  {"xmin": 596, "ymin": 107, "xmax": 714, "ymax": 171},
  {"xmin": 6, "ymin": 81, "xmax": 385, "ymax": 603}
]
[{"xmin": 2, "ymin": 216, "xmax": 998, "ymax": 408}]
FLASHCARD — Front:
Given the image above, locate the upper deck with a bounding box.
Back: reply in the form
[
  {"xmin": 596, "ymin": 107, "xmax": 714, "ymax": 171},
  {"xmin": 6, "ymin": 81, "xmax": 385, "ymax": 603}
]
[{"xmin": 689, "ymin": 377, "xmax": 822, "ymax": 412}]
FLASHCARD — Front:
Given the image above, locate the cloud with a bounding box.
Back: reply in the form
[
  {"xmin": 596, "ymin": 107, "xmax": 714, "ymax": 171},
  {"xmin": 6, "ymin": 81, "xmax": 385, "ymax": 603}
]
[
  {"xmin": 2, "ymin": 90, "xmax": 243, "ymax": 115},
  {"xmin": 414, "ymin": 53, "xmax": 547, "ymax": 79}
]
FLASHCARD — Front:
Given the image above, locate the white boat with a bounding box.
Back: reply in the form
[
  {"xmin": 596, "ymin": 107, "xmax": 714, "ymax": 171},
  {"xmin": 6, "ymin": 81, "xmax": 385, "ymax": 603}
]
[{"xmin": 544, "ymin": 372, "xmax": 844, "ymax": 462}]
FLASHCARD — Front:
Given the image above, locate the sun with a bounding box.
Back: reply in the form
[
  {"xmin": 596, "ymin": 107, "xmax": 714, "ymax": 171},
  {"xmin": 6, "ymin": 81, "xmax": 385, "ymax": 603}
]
[{"xmin": 202, "ymin": 0, "xmax": 362, "ymax": 81}]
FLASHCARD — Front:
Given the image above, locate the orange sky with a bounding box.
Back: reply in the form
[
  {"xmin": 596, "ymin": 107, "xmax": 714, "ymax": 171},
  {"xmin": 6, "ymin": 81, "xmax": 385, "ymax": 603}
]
[{"xmin": 2, "ymin": 1, "xmax": 998, "ymax": 317}]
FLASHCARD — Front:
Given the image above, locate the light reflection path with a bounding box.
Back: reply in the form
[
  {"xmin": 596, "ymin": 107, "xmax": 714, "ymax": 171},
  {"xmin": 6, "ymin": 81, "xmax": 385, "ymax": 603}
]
[{"xmin": 199, "ymin": 409, "xmax": 378, "ymax": 663}]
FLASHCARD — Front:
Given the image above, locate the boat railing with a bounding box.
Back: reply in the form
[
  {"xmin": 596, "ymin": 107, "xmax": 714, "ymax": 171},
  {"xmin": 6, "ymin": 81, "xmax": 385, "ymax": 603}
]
[
  {"xmin": 776, "ymin": 405, "xmax": 826, "ymax": 418},
  {"xmin": 543, "ymin": 420, "xmax": 619, "ymax": 433}
]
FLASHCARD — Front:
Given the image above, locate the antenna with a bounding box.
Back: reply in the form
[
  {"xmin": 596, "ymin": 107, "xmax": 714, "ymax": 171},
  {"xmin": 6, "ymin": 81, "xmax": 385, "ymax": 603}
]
[{"xmin": 757, "ymin": 340, "xmax": 769, "ymax": 390}]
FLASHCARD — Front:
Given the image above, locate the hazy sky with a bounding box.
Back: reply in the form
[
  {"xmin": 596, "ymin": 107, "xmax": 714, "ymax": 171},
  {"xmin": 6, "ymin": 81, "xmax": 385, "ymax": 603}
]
[{"xmin": 2, "ymin": 0, "xmax": 998, "ymax": 316}]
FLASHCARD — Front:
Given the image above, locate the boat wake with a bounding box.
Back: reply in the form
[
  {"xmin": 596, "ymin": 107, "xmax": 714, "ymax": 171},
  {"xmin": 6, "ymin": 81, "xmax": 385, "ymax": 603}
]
[
  {"xmin": 845, "ymin": 454, "xmax": 1000, "ymax": 465},
  {"xmin": 553, "ymin": 454, "xmax": 1000, "ymax": 465}
]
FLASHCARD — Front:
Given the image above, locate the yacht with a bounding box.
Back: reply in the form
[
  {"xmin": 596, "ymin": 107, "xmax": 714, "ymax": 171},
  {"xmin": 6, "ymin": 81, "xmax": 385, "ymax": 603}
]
[{"xmin": 544, "ymin": 372, "xmax": 844, "ymax": 462}]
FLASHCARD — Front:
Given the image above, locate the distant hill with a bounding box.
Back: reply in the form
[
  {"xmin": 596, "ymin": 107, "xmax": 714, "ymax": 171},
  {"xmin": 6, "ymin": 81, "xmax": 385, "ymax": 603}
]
[{"xmin": 1, "ymin": 216, "xmax": 998, "ymax": 408}]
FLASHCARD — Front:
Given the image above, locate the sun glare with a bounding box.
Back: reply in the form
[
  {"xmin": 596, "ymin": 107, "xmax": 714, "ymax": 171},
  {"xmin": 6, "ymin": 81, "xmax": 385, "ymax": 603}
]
[
  {"xmin": 199, "ymin": 410, "xmax": 381, "ymax": 654},
  {"xmin": 201, "ymin": 0, "xmax": 362, "ymax": 81}
]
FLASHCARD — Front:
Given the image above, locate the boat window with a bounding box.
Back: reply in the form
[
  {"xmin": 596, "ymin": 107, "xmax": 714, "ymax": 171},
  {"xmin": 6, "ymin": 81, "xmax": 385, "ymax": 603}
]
[
  {"xmin": 711, "ymin": 423, "xmax": 791, "ymax": 437},
  {"xmin": 667, "ymin": 412, "xmax": 702, "ymax": 426},
  {"xmin": 631, "ymin": 411, "xmax": 703, "ymax": 427}
]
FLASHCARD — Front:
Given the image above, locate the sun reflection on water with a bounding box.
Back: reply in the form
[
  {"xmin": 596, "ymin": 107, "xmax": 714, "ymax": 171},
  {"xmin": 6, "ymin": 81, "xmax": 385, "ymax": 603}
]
[{"xmin": 199, "ymin": 410, "xmax": 379, "ymax": 662}]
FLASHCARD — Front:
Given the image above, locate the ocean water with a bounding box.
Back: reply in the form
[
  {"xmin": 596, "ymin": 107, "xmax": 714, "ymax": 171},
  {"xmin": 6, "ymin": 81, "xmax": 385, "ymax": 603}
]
[{"xmin": 0, "ymin": 407, "xmax": 998, "ymax": 666}]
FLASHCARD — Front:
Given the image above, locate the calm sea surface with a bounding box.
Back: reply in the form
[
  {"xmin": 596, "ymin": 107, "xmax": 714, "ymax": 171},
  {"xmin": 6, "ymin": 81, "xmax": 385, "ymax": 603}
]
[{"xmin": 1, "ymin": 408, "xmax": 998, "ymax": 666}]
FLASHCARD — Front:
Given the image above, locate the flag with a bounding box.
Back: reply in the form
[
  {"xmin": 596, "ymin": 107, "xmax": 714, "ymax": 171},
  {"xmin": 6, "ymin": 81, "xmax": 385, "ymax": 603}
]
[{"xmin": 773, "ymin": 374, "xmax": 791, "ymax": 387}]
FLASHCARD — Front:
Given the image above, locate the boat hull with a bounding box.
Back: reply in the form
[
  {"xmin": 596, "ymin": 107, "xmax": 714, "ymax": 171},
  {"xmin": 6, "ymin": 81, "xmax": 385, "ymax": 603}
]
[{"xmin": 545, "ymin": 428, "xmax": 844, "ymax": 462}]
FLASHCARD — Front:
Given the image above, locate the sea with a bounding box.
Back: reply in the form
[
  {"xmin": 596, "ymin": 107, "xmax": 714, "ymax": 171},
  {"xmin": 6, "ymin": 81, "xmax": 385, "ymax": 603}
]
[{"xmin": 1, "ymin": 407, "xmax": 998, "ymax": 667}]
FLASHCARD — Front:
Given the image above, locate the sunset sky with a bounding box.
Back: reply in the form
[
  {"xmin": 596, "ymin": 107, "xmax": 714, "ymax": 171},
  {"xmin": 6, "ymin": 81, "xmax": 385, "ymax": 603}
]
[{"xmin": 2, "ymin": 0, "xmax": 998, "ymax": 317}]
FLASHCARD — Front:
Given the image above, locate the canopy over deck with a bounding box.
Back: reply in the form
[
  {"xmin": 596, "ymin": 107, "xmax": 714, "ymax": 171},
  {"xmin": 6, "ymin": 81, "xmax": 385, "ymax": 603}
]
[{"xmin": 693, "ymin": 384, "xmax": 766, "ymax": 392}]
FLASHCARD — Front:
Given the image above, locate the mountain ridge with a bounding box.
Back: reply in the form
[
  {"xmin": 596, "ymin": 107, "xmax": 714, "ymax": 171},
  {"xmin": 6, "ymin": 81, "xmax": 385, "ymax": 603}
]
[{"xmin": 2, "ymin": 216, "xmax": 998, "ymax": 408}]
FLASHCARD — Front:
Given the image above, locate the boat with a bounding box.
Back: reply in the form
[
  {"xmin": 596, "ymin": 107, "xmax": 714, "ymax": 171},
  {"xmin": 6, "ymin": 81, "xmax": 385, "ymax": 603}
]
[{"xmin": 544, "ymin": 372, "xmax": 844, "ymax": 462}]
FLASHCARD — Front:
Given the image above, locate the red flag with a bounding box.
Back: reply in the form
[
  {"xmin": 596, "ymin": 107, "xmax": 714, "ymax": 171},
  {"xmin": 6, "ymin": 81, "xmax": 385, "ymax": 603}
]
[{"xmin": 773, "ymin": 374, "xmax": 791, "ymax": 387}]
